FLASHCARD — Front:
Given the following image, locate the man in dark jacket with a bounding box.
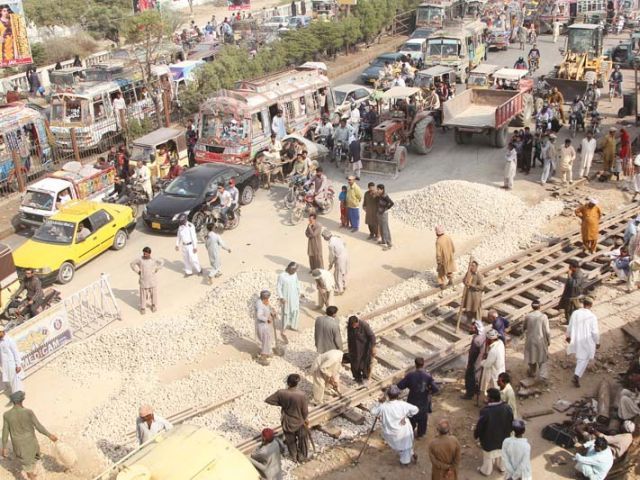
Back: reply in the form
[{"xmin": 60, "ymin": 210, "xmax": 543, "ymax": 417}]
[
  {"xmin": 462, "ymin": 320, "xmax": 485, "ymax": 400},
  {"xmin": 397, "ymin": 357, "xmax": 439, "ymax": 438},
  {"xmin": 474, "ymin": 387, "xmax": 513, "ymax": 476},
  {"xmin": 559, "ymin": 259, "xmax": 585, "ymax": 323},
  {"xmin": 347, "ymin": 315, "xmax": 376, "ymax": 385}
]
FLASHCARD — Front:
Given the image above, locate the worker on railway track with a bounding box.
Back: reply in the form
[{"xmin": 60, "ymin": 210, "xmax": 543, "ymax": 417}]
[
  {"xmin": 310, "ymin": 349, "xmax": 343, "ymax": 405},
  {"xmin": 461, "ymin": 260, "xmax": 484, "ymax": 322},
  {"xmin": 347, "ymin": 315, "xmax": 376, "ymax": 386},
  {"xmin": 323, "ymin": 230, "xmax": 349, "ymax": 295},
  {"xmin": 559, "ymin": 259, "xmax": 586, "ymax": 323},
  {"xmin": 479, "ymin": 329, "xmax": 506, "ymax": 397},
  {"xmin": 435, "ymin": 225, "xmax": 456, "ymax": 290},
  {"xmin": 136, "ymin": 404, "xmax": 173, "ymax": 445},
  {"xmin": 566, "ymin": 296, "xmax": 600, "ymax": 388},
  {"xmin": 250, "ymin": 428, "xmax": 286, "ymax": 480},
  {"xmin": 372, "ymin": 385, "xmax": 419, "ymax": 467},
  {"xmin": 265, "ymin": 374, "xmax": 309, "ymax": 463},
  {"xmin": 314, "ymin": 306, "xmax": 343, "ymax": 354},
  {"xmin": 396, "ymin": 357, "xmax": 439, "ymax": 439},
  {"xmin": 575, "ymin": 198, "xmax": 602, "ymax": 254},
  {"xmin": 523, "ymin": 300, "xmax": 551, "ymax": 382},
  {"xmin": 462, "ymin": 320, "xmax": 486, "ymax": 400}
]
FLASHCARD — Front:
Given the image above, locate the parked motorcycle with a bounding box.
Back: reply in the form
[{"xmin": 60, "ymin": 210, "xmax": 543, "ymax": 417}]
[
  {"xmin": 609, "ymin": 80, "xmax": 621, "ymax": 100},
  {"xmin": 104, "ymin": 182, "xmax": 148, "ymax": 217},
  {"xmin": 4, "ymin": 288, "xmax": 61, "ymax": 325},
  {"xmin": 332, "ymin": 141, "xmax": 349, "ymax": 167},
  {"xmin": 289, "ymin": 185, "xmax": 335, "ymax": 225},
  {"xmin": 192, "ymin": 202, "xmax": 241, "ymax": 240},
  {"xmin": 284, "ymin": 175, "xmax": 307, "ymax": 209},
  {"xmin": 588, "ymin": 110, "xmax": 602, "ymax": 135}
]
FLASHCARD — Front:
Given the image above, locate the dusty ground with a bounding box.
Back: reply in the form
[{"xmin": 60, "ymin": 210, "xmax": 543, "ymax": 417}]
[{"xmin": 0, "ymin": 30, "xmax": 637, "ymax": 479}]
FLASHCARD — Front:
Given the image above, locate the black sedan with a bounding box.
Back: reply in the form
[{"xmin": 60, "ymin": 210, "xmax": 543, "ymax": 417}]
[{"xmin": 142, "ymin": 163, "xmax": 259, "ymax": 232}]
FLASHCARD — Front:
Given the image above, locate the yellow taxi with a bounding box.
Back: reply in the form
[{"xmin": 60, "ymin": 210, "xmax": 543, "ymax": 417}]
[{"xmin": 13, "ymin": 200, "xmax": 136, "ymax": 284}]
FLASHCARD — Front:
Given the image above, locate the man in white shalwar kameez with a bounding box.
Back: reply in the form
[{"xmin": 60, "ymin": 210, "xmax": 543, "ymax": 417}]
[
  {"xmin": 566, "ymin": 296, "xmax": 599, "ymax": 388},
  {"xmin": 310, "ymin": 349, "xmax": 343, "ymax": 404},
  {"xmin": 276, "ymin": 262, "xmax": 301, "ymax": 331},
  {"xmin": 480, "ymin": 329, "xmax": 506, "ymax": 395},
  {"xmin": 502, "ymin": 420, "xmax": 532, "ymax": 480},
  {"xmin": 371, "ymin": 385, "xmax": 419, "ymax": 466},
  {"xmin": 322, "ymin": 230, "xmax": 349, "ymax": 294},
  {"xmin": 204, "ymin": 225, "xmax": 230, "ymax": 283},
  {"xmin": 0, "ymin": 327, "xmax": 23, "ymax": 396},
  {"xmin": 175, "ymin": 214, "xmax": 201, "ymax": 276},
  {"xmin": 312, "ymin": 268, "xmax": 335, "ymax": 310}
]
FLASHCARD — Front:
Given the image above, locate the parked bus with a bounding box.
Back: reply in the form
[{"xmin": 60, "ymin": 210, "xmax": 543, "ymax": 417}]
[
  {"xmin": 416, "ymin": 0, "xmax": 456, "ymax": 29},
  {"xmin": 48, "ymin": 63, "xmax": 172, "ymax": 151},
  {"xmin": 424, "ymin": 20, "xmax": 487, "ymax": 83},
  {"xmin": 195, "ymin": 66, "xmax": 333, "ymax": 165}
]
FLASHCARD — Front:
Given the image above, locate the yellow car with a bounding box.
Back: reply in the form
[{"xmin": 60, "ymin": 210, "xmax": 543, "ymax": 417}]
[{"xmin": 13, "ymin": 200, "xmax": 136, "ymax": 284}]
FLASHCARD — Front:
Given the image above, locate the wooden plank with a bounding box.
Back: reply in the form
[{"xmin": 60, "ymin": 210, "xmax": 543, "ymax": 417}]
[
  {"xmin": 381, "ymin": 336, "xmax": 425, "ymax": 360},
  {"xmin": 340, "ymin": 408, "xmax": 366, "ymax": 425},
  {"xmin": 401, "ymin": 317, "xmax": 441, "ymax": 337},
  {"xmin": 411, "ymin": 330, "xmax": 441, "ymax": 350},
  {"xmin": 622, "ymin": 320, "xmax": 640, "ymax": 343},
  {"xmin": 375, "ymin": 351, "xmax": 406, "ymax": 371},
  {"xmin": 317, "ymin": 424, "xmax": 342, "ymax": 438}
]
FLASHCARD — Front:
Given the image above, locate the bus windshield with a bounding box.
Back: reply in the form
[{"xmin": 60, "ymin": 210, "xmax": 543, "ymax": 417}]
[
  {"xmin": 200, "ymin": 113, "xmax": 250, "ymax": 145},
  {"xmin": 427, "ymin": 39, "xmax": 460, "ymax": 56},
  {"xmin": 50, "ymin": 95, "xmax": 86, "ymax": 123},
  {"xmin": 417, "ymin": 6, "xmax": 444, "ymax": 24}
]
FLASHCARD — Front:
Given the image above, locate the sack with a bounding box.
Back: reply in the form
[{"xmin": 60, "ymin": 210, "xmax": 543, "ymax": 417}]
[
  {"xmin": 54, "ymin": 440, "xmax": 78, "ymax": 469},
  {"xmin": 542, "ymin": 423, "xmax": 574, "ymax": 448}
]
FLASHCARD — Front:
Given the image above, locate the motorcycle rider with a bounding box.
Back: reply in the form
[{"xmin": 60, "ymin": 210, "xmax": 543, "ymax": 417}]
[
  {"xmin": 584, "ymin": 83, "xmax": 600, "ymax": 109},
  {"xmin": 333, "ymin": 117, "xmax": 352, "ymax": 163},
  {"xmin": 528, "ymin": 43, "xmax": 540, "ymax": 70},
  {"xmin": 132, "ymin": 160, "xmax": 153, "ymax": 201},
  {"xmin": 314, "ymin": 116, "xmax": 334, "ymax": 150},
  {"xmin": 16, "ymin": 268, "xmax": 44, "ymax": 317},
  {"xmin": 514, "ymin": 56, "xmax": 527, "ymax": 70},
  {"xmin": 213, "ymin": 182, "xmax": 233, "ymax": 227},
  {"xmin": 310, "ymin": 166, "xmax": 330, "ymax": 210},
  {"xmin": 537, "ymin": 102, "xmax": 553, "ymax": 132},
  {"xmin": 164, "ymin": 158, "xmax": 183, "ymax": 180},
  {"xmin": 571, "ymin": 95, "xmax": 586, "ymax": 131},
  {"xmin": 228, "ymin": 178, "xmax": 240, "ymax": 211},
  {"xmin": 548, "ymin": 87, "xmax": 565, "ymax": 123},
  {"xmin": 610, "ymin": 64, "xmax": 623, "ymax": 97}
]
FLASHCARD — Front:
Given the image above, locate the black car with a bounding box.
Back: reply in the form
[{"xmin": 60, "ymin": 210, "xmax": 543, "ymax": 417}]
[{"xmin": 142, "ymin": 163, "xmax": 258, "ymax": 232}]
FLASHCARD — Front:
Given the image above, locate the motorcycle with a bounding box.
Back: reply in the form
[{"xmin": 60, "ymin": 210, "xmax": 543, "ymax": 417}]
[
  {"xmin": 588, "ymin": 110, "xmax": 602, "ymax": 135},
  {"xmin": 528, "ymin": 56, "xmax": 539, "ymax": 73},
  {"xmin": 192, "ymin": 201, "xmax": 241, "ymax": 240},
  {"xmin": 283, "ymin": 175, "xmax": 306, "ymax": 209},
  {"xmin": 104, "ymin": 182, "xmax": 148, "ymax": 217},
  {"xmin": 4, "ymin": 288, "xmax": 61, "ymax": 325},
  {"xmin": 332, "ymin": 141, "xmax": 349, "ymax": 167},
  {"xmin": 569, "ymin": 110, "xmax": 584, "ymax": 138},
  {"xmin": 153, "ymin": 177, "xmax": 172, "ymax": 196},
  {"xmin": 289, "ymin": 185, "xmax": 335, "ymax": 225},
  {"xmin": 609, "ymin": 80, "xmax": 621, "ymax": 100}
]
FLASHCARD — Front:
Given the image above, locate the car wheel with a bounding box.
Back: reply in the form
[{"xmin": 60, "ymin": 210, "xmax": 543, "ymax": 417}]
[
  {"xmin": 112, "ymin": 229, "xmax": 128, "ymax": 250},
  {"xmin": 57, "ymin": 262, "xmax": 75, "ymax": 284},
  {"xmin": 240, "ymin": 185, "xmax": 255, "ymax": 205}
]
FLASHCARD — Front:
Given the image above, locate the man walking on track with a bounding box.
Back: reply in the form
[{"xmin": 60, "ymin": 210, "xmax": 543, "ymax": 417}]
[
  {"xmin": 428, "ymin": 419, "xmax": 461, "ymax": 480},
  {"xmin": 305, "ymin": 213, "xmax": 324, "ymax": 271},
  {"xmin": 277, "ymin": 262, "xmax": 301, "ymax": 331},
  {"xmin": 130, "ymin": 246, "xmax": 163, "ymax": 314},
  {"xmin": 323, "ymin": 230, "xmax": 349, "ymax": 295},
  {"xmin": 175, "ymin": 214, "xmax": 201, "ymax": 276},
  {"xmin": 566, "ymin": 296, "xmax": 600, "ymax": 388},
  {"xmin": 462, "ymin": 260, "xmax": 484, "ymax": 321},
  {"xmin": 435, "ymin": 225, "xmax": 456, "ymax": 290},
  {"xmin": 523, "ymin": 299, "xmax": 550, "ymax": 381},
  {"xmin": 347, "ymin": 315, "xmax": 376, "ymax": 385},
  {"xmin": 397, "ymin": 357, "xmax": 439, "ymax": 439},
  {"xmin": 575, "ymin": 198, "xmax": 602, "ymax": 254},
  {"xmin": 559, "ymin": 259, "xmax": 585, "ymax": 323}
]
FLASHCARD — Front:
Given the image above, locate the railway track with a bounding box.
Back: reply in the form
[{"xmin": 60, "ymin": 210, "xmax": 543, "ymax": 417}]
[{"xmin": 235, "ymin": 202, "xmax": 640, "ymax": 455}]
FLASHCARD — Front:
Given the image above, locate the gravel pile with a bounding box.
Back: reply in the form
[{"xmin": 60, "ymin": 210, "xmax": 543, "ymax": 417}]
[{"xmin": 393, "ymin": 180, "xmax": 527, "ymax": 236}]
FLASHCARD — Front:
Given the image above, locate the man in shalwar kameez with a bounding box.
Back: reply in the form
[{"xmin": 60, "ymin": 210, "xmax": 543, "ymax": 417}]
[
  {"xmin": 435, "ymin": 225, "xmax": 456, "ymax": 289},
  {"xmin": 255, "ymin": 290, "xmax": 275, "ymax": 364},
  {"xmin": 480, "ymin": 329, "xmax": 506, "ymax": 396},
  {"xmin": 310, "ymin": 349, "xmax": 343, "ymax": 404},
  {"xmin": 371, "ymin": 385, "xmax": 419, "ymax": 466},
  {"xmin": 462, "ymin": 260, "xmax": 484, "ymax": 322},
  {"xmin": 575, "ymin": 198, "xmax": 602, "ymax": 254},
  {"xmin": 250, "ymin": 428, "xmax": 286, "ymax": 480},
  {"xmin": 204, "ymin": 224, "xmax": 231, "ymax": 283},
  {"xmin": 322, "ymin": 230, "xmax": 349, "ymax": 294},
  {"xmin": 566, "ymin": 296, "xmax": 599, "ymax": 388},
  {"xmin": 0, "ymin": 327, "xmax": 23, "ymax": 396},
  {"xmin": 276, "ymin": 262, "xmax": 301, "ymax": 331}
]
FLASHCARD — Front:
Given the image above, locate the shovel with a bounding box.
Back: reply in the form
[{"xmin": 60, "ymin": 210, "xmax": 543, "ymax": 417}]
[{"xmin": 271, "ymin": 309, "xmax": 286, "ymax": 357}]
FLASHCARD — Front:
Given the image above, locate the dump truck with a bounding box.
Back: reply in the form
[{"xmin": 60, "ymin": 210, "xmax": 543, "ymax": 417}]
[
  {"xmin": 94, "ymin": 424, "xmax": 260, "ymax": 480},
  {"xmin": 547, "ymin": 23, "xmax": 612, "ymax": 101},
  {"xmin": 442, "ymin": 88, "xmax": 526, "ymax": 147}
]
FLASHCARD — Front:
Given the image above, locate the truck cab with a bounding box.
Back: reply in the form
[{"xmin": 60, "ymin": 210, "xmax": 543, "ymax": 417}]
[{"xmin": 399, "ymin": 38, "xmax": 428, "ymax": 62}]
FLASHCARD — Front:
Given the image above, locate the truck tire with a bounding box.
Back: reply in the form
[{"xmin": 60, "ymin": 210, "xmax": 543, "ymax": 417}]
[
  {"xmin": 394, "ymin": 146, "xmax": 408, "ymax": 171},
  {"xmin": 493, "ymin": 126, "xmax": 508, "ymax": 148},
  {"xmin": 410, "ymin": 116, "xmax": 435, "ymax": 154},
  {"xmin": 454, "ymin": 127, "xmax": 463, "ymax": 145},
  {"xmin": 511, "ymin": 94, "xmax": 533, "ymax": 127},
  {"xmin": 618, "ymin": 107, "xmax": 628, "ymax": 118}
]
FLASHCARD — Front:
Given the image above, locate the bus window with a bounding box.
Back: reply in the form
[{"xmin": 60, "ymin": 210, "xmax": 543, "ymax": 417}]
[
  {"xmin": 93, "ymin": 97, "xmax": 106, "ymax": 121},
  {"xmin": 261, "ymin": 109, "xmax": 271, "ymax": 136},
  {"xmin": 298, "ymin": 96, "xmax": 306, "ymax": 115},
  {"xmin": 306, "ymin": 94, "xmax": 316, "ymax": 112},
  {"xmin": 284, "ymin": 101, "xmax": 295, "ymax": 119},
  {"xmin": 251, "ymin": 111, "xmax": 265, "ymax": 137}
]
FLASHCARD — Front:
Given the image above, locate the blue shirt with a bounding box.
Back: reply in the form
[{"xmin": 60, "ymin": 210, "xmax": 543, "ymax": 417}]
[
  {"xmin": 493, "ymin": 316, "xmax": 510, "ymax": 342},
  {"xmin": 397, "ymin": 369, "xmax": 439, "ymax": 412}
]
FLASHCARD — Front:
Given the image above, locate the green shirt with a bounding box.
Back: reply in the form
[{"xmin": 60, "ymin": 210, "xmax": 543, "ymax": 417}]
[{"xmin": 2, "ymin": 406, "xmax": 52, "ymax": 467}]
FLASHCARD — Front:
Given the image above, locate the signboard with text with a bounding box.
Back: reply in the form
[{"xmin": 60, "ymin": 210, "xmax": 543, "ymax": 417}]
[{"xmin": 0, "ymin": 0, "xmax": 33, "ymax": 67}]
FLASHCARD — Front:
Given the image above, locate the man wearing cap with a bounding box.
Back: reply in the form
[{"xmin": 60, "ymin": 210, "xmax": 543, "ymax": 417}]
[
  {"xmin": 362, "ymin": 182, "xmax": 379, "ymax": 241},
  {"xmin": 2, "ymin": 391, "xmax": 58, "ymax": 478},
  {"xmin": 175, "ymin": 214, "xmax": 201, "ymax": 276},
  {"xmin": 323, "ymin": 231, "xmax": 349, "ymax": 295},
  {"xmin": 136, "ymin": 404, "xmax": 173, "ymax": 445},
  {"xmin": 462, "ymin": 260, "xmax": 484, "ymax": 322},
  {"xmin": 265, "ymin": 374, "xmax": 309, "ymax": 463},
  {"xmin": 345, "ymin": 176, "xmax": 362, "ymax": 232},
  {"xmin": 602, "ymin": 127, "xmax": 617, "ymax": 175},
  {"xmin": 310, "ymin": 349, "xmax": 343, "ymax": 404},
  {"xmin": 474, "ymin": 387, "xmax": 513, "ymax": 476},
  {"xmin": 462, "ymin": 320, "xmax": 486, "ymax": 400},
  {"xmin": 580, "ymin": 130, "xmax": 597, "ymax": 178},
  {"xmin": 523, "ymin": 300, "xmax": 551, "ymax": 380},
  {"xmin": 501, "ymin": 420, "xmax": 532, "ymax": 480},
  {"xmin": 397, "ymin": 357, "xmax": 439, "ymax": 439},
  {"xmin": 250, "ymin": 428, "xmax": 286, "ymax": 480},
  {"xmin": 559, "ymin": 138, "xmax": 576, "ymax": 185},
  {"xmin": 314, "ymin": 306, "xmax": 342, "ymax": 354},
  {"xmin": 480, "ymin": 329, "xmax": 506, "ymax": 395},
  {"xmin": 575, "ymin": 198, "xmax": 602, "ymax": 254},
  {"xmin": 256, "ymin": 290, "xmax": 275, "ymax": 363},
  {"xmin": 311, "ymin": 268, "xmax": 335, "ymax": 310},
  {"xmin": 566, "ymin": 296, "xmax": 599, "ymax": 387},
  {"xmin": 130, "ymin": 247, "xmax": 163, "ymax": 314},
  {"xmin": 305, "ymin": 213, "xmax": 324, "ymax": 271},
  {"xmin": 372, "ymin": 385, "xmax": 419, "ymax": 466},
  {"xmin": 435, "ymin": 226, "xmax": 456, "ymax": 290},
  {"xmin": 0, "ymin": 327, "xmax": 23, "ymax": 396},
  {"xmin": 276, "ymin": 262, "xmax": 301, "ymax": 331}
]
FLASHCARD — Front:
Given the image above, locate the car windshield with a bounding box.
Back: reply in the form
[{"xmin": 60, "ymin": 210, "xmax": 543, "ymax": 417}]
[
  {"xmin": 334, "ymin": 91, "xmax": 347, "ymax": 106},
  {"xmin": 201, "ymin": 113, "xmax": 249, "ymax": 144},
  {"xmin": 21, "ymin": 191, "xmax": 55, "ymax": 211},
  {"xmin": 402, "ymin": 43, "xmax": 422, "ymax": 51},
  {"xmin": 468, "ymin": 74, "xmax": 487, "ymax": 85},
  {"xmin": 33, "ymin": 220, "xmax": 75, "ymax": 245},
  {"xmin": 164, "ymin": 175, "xmax": 208, "ymax": 197}
]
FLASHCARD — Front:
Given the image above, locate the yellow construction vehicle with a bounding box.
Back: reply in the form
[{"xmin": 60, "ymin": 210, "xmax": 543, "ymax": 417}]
[{"xmin": 548, "ymin": 23, "xmax": 612, "ymax": 100}]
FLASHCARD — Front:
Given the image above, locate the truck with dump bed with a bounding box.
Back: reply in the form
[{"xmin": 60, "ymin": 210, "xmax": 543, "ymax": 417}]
[{"xmin": 442, "ymin": 88, "xmax": 525, "ymax": 147}]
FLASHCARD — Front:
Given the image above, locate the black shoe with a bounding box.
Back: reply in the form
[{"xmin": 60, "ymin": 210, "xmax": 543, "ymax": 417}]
[{"xmin": 572, "ymin": 375, "xmax": 580, "ymax": 388}]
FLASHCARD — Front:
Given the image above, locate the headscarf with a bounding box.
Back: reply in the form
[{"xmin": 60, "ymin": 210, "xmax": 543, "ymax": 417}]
[
  {"xmin": 623, "ymin": 420, "xmax": 636, "ymax": 433},
  {"xmin": 9, "ymin": 391, "xmax": 24, "ymax": 404},
  {"xmin": 435, "ymin": 225, "xmax": 445, "ymax": 235},
  {"xmin": 486, "ymin": 329, "xmax": 499, "ymax": 340},
  {"xmin": 139, "ymin": 404, "xmax": 153, "ymax": 417},
  {"xmin": 262, "ymin": 428, "xmax": 275, "ymax": 442},
  {"xmin": 472, "ymin": 320, "xmax": 485, "ymax": 334}
]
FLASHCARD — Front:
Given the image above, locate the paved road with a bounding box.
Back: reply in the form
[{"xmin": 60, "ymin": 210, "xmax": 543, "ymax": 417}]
[{"xmin": 3, "ymin": 30, "xmax": 632, "ymax": 323}]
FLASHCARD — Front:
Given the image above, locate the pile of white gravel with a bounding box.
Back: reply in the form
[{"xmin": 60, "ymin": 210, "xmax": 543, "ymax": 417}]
[{"xmin": 393, "ymin": 180, "xmax": 527, "ymax": 236}]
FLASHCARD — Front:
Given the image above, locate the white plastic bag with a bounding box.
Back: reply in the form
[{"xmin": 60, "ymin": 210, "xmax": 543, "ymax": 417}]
[{"xmin": 53, "ymin": 440, "xmax": 77, "ymax": 469}]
